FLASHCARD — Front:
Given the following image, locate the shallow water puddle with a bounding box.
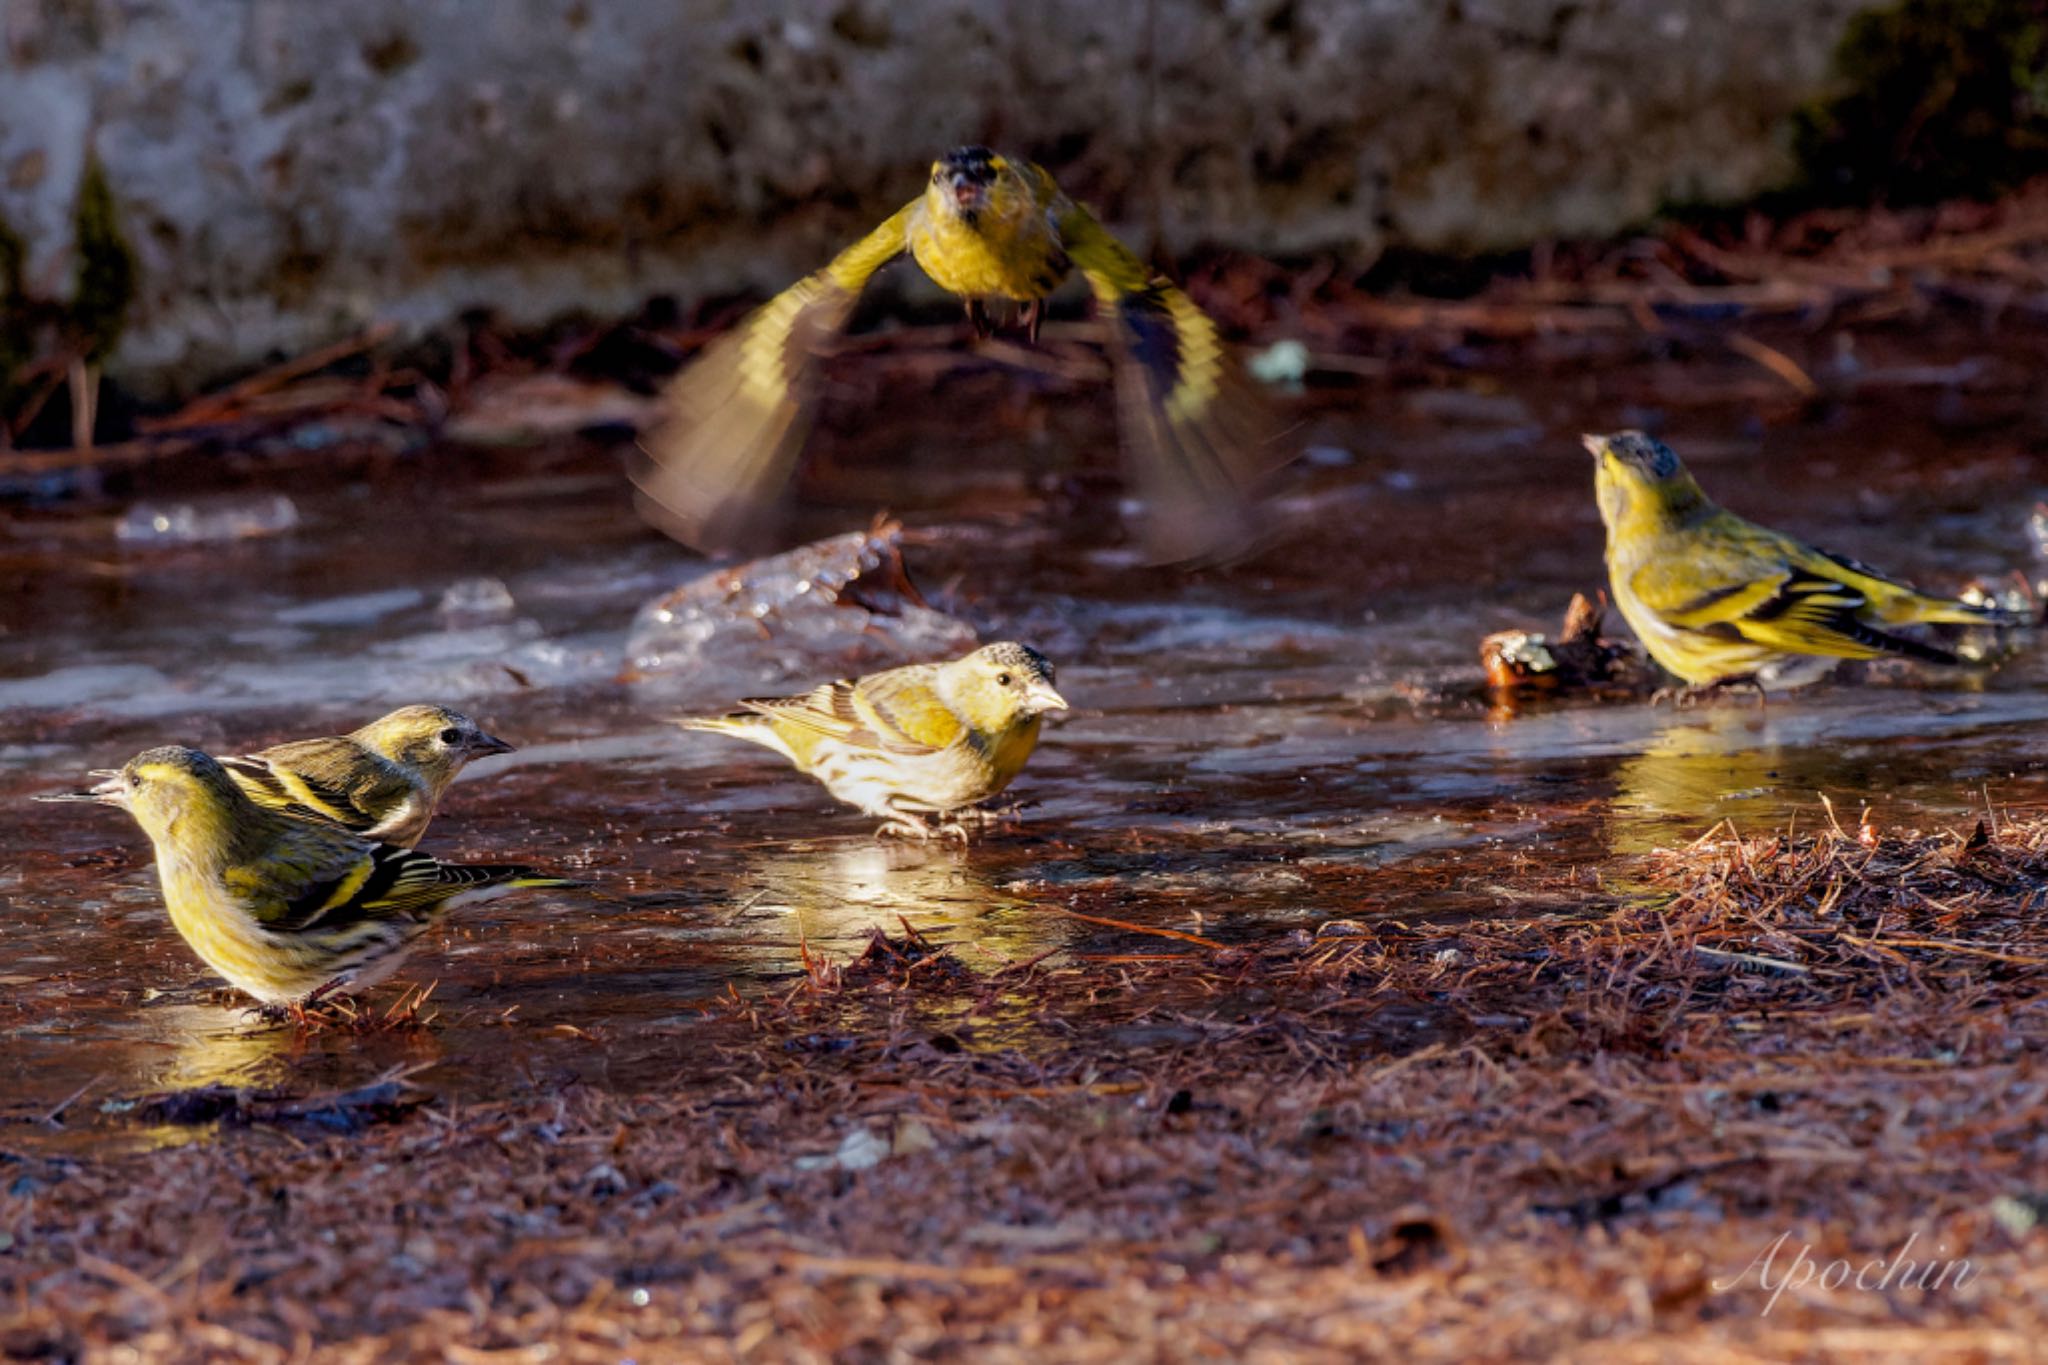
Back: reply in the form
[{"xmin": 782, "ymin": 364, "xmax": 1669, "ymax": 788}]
[{"xmin": 4, "ymin": 348, "xmax": 2047, "ymax": 1146}]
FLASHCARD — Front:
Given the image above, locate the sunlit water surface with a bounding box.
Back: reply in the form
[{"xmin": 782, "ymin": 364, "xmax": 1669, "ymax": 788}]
[{"xmin": 6, "ymin": 342, "xmax": 2047, "ymax": 1146}]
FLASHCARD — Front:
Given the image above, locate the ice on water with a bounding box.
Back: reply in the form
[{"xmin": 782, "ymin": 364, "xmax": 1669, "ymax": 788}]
[
  {"xmin": 625, "ymin": 526, "xmax": 979, "ymax": 697},
  {"xmin": 115, "ymin": 496, "xmax": 300, "ymax": 545}
]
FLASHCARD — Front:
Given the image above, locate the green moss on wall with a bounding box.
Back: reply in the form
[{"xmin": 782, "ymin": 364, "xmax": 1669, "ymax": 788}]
[
  {"xmin": 1795, "ymin": 0, "xmax": 2048, "ymax": 203},
  {"xmin": 0, "ymin": 212, "xmax": 28, "ymax": 406},
  {"xmin": 69, "ymin": 151, "xmax": 137, "ymax": 362}
]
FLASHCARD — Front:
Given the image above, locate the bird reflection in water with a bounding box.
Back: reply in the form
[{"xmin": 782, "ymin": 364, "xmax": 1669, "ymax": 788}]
[
  {"xmin": 1608, "ymin": 708, "xmax": 1801, "ymax": 859},
  {"xmin": 721, "ymin": 836, "xmax": 1075, "ymax": 976}
]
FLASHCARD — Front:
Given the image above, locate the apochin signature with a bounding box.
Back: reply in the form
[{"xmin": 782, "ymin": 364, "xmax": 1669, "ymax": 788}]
[{"xmin": 1715, "ymin": 1231, "xmax": 1974, "ymax": 1316}]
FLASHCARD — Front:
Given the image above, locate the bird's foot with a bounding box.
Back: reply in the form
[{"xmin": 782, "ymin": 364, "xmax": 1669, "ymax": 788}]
[
  {"xmin": 947, "ymin": 803, "xmax": 1027, "ymax": 836},
  {"xmin": 876, "ymin": 809, "xmax": 993, "ymax": 844},
  {"xmin": 973, "ymin": 797, "xmax": 1032, "ymax": 825},
  {"xmin": 273, "ymin": 977, "xmax": 353, "ymax": 1027},
  {"xmin": 1651, "ymin": 677, "xmax": 1767, "ymax": 710}
]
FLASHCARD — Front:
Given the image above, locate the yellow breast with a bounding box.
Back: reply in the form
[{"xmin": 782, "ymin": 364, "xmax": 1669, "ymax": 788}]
[
  {"xmin": 161, "ymin": 864, "xmax": 312, "ymax": 1002},
  {"xmin": 907, "ymin": 207, "xmax": 1065, "ymax": 301},
  {"xmin": 984, "ymin": 716, "xmax": 1043, "ymax": 791}
]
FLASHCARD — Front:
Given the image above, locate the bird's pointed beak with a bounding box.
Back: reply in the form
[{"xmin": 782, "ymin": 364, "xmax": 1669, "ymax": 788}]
[
  {"xmin": 949, "ymin": 173, "xmax": 985, "ymax": 209},
  {"xmin": 1027, "ymin": 682, "xmax": 1069, "ymax": 715},
  {"xmin": 36, "ymin": 772, "xmax": 127, "ymax": 806},
  {"xmin": 470, "ymin": 731, "xmax": 515, "ymax": 758},
  {"xmin": 1581, "ymin": 434, "xmax": 1610, "ymax": 459}
]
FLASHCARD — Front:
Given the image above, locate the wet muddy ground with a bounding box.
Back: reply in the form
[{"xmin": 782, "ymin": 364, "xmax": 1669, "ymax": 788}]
[{"xmin": 6, "ymin": 310, "xmax": 2048, "ymax": 1357}]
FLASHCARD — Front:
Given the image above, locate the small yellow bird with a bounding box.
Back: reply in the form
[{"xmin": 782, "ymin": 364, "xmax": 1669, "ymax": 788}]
[
  {"xmin": 213, "ymin": 704, "xmax": 514, "ymax": 848},
  {"xmin": 678, "ymin": 641, "xmax": 1067, "ymax": 839},
  {"xmin": 1588, "ymin": 431, "xmax": 2027, "ymax": 692},
  {"xmin": 635, "ymin": 146, "xmax": 1279, "ymax": 562},
  {"xmin": 52, "ymin": 746, "xmax": 572, "ymax": 1007}
]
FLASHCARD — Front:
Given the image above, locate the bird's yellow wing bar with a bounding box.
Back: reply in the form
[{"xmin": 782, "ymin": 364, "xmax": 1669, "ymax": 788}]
[
  {"xmin": 849, "ymin": 666, "xmax": 964, "ymax": 752},
  {"xmin": 221, "ymin": 749, "xmax": 410, "ymax": 835},
  {"xmin": 221, "ymin": 754, "xmax": 356, "ymax": 823},
  {"xmin": 1053, "ymin": 197, "xmax": 1282, "ymax": 561},
  {"xmin": 741, "ymin": 670, "xmax": 955, "ymax": 755},
  {"xmin": 1632, "ymin": 557, "xmax": 1946, "ymax": 663},
  {"xmin": 1727, "ymin": 573, "xmax": 1891, "ymax": 660},
  {"xmin": 261, "ymin": 846, "xmax": 562, "ymax": 934},
  {"xmin": 635, "ymin": 202, "xmax": 918, "ymax": 553},
  {"xmin": 740, "ymin": 681, "xmax": 868, "ymax": 741}
]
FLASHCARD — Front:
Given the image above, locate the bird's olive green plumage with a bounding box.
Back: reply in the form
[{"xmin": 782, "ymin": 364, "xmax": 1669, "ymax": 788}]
[
  {"xmin": 1589, "ymin": 431, "xmax": 2027, "ymax": 690},
  {"xmin": 678, "ymin": 641, "xmax": 1067, "ymax": 839},
  {"xmin": 635, "ymin": 147, "xmax": 1279, "ymax": 562},
  {"xmin": 219, "ymin": 704, "xmax": 514, "ymax": 848},
  {"xmin": 65, "ymin": 745, "xmax": 571, "ymax": 1005}
]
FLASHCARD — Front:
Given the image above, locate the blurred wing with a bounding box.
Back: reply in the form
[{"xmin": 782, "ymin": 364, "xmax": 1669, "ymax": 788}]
[
  {"xmin": 634, "ymin": 203, "xmax": 916, "ymax": 553},
  {"xmin": 1056, "ymin": 200, "xmax": 1285, "ymax": 562},
  {"xmin": 740, "ymin": 666, "xmax": 955, "ymax": 755}
]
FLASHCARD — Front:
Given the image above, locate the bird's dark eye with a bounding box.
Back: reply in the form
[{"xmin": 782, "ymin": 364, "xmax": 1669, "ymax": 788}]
[
  {"xmin": 438, "ymin": 728, "xmax": 462, "ymax": 745},
  {"xmin": 996, "ymin": 672, "xmax": 1013, "ymax": 687}
]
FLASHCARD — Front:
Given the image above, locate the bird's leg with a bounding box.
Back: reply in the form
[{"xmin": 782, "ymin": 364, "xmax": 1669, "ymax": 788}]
[
  {"xmin": 972, "ymin": 798, "xmax": 1030, "ymax": 825},
  {"xmin": 949, "ymin": 805, "xmax": 1015, "ymax": 835},
  {"xmin": 1021, "ymin": 299, "xmax": 1043, "ymax": 345},
  {"xmin": 1685, "ymin": 675, "xmax": 1766, "ymax": 709},
  {"xmin": 963, "ymin": 298, "xmax": 994, "ymax": 341}
]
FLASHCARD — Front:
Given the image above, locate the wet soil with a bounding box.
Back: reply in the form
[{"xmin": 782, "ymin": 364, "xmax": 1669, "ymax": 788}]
[{"xmin": 4, "ymin": 313, "xmax": 2048, "ymax": 1357}]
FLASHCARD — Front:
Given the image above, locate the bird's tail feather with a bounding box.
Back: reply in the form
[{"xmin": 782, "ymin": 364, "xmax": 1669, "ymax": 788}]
[
  {"xmin": 676, "ymin": 713, "xmax": 761, "ymax": 738},
  {"xmin": 1843, "ymin": 621, "xmax": 1962, "ymax": 666},
  {"xmin": 464, "ymin": 866, "xmax": 585, "ymax": 891},
  {"xmin": 675, "ymin": 712, "xmax": 798, "ymax": 764},
  {"xmin": 1875, "ymin": 594, "xmax": 2031, "ymax": 630},
  {"xmin": 508, "ymin": 874, "xmax": 585, "ymax": 890}
]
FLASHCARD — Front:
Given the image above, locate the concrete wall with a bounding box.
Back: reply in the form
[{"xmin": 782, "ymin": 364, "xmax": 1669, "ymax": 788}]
[{"xmin": 0, "ymin": 0, "xmax": 1877, "ymax": 390}]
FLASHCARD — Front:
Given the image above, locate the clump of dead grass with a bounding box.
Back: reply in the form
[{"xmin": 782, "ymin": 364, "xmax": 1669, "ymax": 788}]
[{"xmin": 8, "ymin": 811, "xmax": 2048, "ymax": 1361}]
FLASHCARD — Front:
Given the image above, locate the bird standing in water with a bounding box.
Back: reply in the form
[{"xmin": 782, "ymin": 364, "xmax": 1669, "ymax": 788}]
[
  {"xmin": 636, "ymin": 147, "xmax": 1279, "ymax": 561},
  {"xmin": 1587, "ymin": 431, "xmax": 2027, "ymax": 694},
  {"xmin": 216, "ymin": 704, "xmax": 514, "ymax": 848},
  {"xmin": 677, "ymin": 641, "xmax": 1067, "ymax": 840},
  {"xmin": 50, "ymin": 746, "xmax": 573, "ymax": 1007}
]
